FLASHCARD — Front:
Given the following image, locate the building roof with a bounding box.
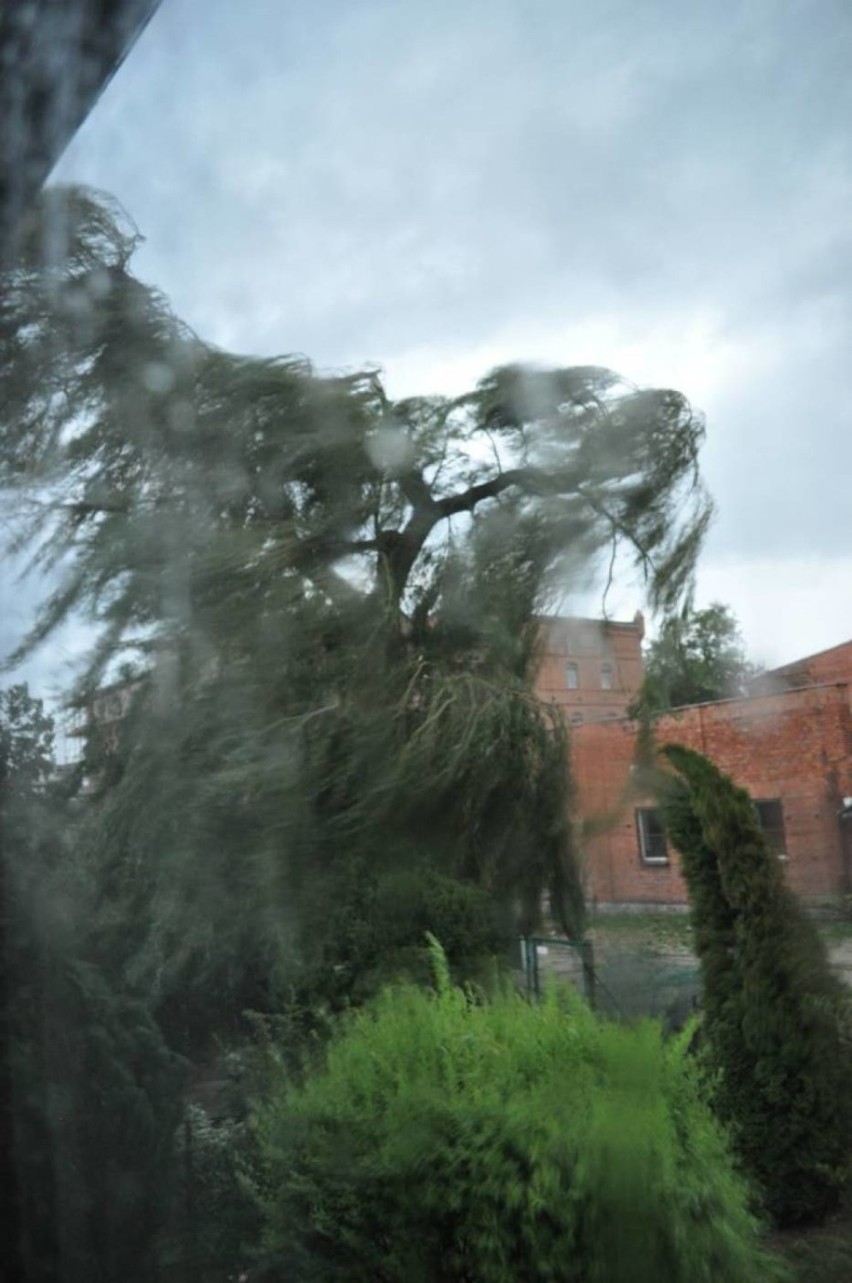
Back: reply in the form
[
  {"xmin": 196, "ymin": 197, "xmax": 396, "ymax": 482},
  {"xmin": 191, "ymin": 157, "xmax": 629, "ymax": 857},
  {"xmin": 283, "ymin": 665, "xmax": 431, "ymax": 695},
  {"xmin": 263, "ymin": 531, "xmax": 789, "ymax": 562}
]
[
  {"xmin": 538, "ymin": 611, "xmax": 645, "ymax": 637},
  {"xmin": 760, "ymin": 638, "xmax": 852, "ymax": 680},
  {"xmin": 747, "ymin": 638, "xmax": 852, "ymax": 695}
]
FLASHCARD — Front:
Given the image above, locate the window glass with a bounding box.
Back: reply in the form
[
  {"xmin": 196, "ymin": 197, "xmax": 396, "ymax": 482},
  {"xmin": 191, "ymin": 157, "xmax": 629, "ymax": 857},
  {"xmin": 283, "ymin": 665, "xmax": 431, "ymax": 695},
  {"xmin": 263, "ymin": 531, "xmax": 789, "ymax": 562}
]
[
  {"xmin": 754, "ymin": 799, "xmax": 787, "ymax": 858},
  {"xmin": 1, "ymin": 2, "xmax": 849, "ymax": 1277},
  {"xmin": 636, "ymin": 808, "xmax": 669, "ymax": 864}
]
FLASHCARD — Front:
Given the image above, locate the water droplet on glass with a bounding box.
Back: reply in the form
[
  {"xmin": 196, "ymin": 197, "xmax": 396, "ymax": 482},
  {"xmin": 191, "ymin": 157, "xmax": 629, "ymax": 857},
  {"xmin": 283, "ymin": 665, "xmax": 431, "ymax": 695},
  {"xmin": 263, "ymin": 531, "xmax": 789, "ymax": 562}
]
[{"xmin": 142, "ymin": 361, "xmax": 177, "ymax": 394}]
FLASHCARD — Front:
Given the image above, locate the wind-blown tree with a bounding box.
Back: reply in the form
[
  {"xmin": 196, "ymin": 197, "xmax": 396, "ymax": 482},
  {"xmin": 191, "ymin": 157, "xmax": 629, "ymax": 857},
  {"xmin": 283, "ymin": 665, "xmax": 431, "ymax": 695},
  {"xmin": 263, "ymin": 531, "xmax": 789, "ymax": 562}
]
[
  {"xmin": 1, "ymin": 186, "xmax": 713, "ymax": 1041},
  {"xmin": 659, "ymin": 744, "xmax": 852, "ymax": 1227}
]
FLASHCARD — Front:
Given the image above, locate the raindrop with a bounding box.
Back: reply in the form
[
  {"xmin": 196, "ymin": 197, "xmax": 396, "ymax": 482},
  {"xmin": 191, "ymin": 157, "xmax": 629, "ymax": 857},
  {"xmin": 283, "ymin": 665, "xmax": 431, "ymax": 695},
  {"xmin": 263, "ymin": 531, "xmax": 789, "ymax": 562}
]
[
  {"xmin": 87, "ymin": 267, "xmax": 112, "ymax": 299},
  {"xmin": 142, "ymin": 361, "xmax": 177, "ymax": 394},
  {"xmin": 366, "ymin": 423, "xmax": 413, "ymax": 473},
  {"xmin": 168, "ymin": 398, "xmax": 194, "ymax": 431}
]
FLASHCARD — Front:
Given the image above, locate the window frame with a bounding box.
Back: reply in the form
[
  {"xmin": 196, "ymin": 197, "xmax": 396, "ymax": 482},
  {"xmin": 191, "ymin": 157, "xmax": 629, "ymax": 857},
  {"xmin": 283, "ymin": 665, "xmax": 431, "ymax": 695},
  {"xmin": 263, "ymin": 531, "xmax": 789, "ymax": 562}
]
[
  {"xmin": 600, "ymin": 661, "xmax": 613, "ymax": 690},
  {"xmin": 636, "ymin": 807, "xmax": 669, "ymax": 865},
  {"xmin": 565, "ymin": 661, "xmax": 579, "ymax": 690}
]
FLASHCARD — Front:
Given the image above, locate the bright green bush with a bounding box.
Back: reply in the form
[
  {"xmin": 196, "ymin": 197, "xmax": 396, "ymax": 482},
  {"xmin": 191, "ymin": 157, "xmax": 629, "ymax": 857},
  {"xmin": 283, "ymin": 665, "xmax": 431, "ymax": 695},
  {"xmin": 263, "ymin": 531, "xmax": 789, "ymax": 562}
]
[
  {"xmin": 661, "ymin": 745, "xmax": 852, "ymax": 1227},
  {"xmin": 248, "ymin": 943, "xmax": 786, "ymax": 1282}
]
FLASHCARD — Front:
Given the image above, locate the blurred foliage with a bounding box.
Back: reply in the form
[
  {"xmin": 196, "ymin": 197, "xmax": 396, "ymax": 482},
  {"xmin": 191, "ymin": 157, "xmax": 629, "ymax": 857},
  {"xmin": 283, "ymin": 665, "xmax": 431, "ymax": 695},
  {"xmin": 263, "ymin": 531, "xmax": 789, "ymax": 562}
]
[
  {"xmin": 660, "ymin": 744, "xmax": 852, "ymax": 1227},
  {"xmin": 248, "ymin": 941, "xmax": 786, "ymax": 1283},
  {"xmin": 157, "ymin": 1103, "xmax": 260, "ymax": 1282},
  {"xmin": 10, "ymin": 958, "xmax": 186, "ymax": 1282},
  {"xmin": 0, "ymin": 685, "xmax": 186, "ymax": 1281},
  {"xmin": 0, "ymin": 185, "xmax": 713, "ymax": 1044}
]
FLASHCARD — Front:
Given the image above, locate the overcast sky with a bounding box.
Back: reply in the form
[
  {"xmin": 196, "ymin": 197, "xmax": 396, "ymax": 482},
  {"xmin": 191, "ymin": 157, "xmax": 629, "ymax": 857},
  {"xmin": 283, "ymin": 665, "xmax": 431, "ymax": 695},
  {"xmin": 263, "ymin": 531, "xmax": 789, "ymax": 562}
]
[{"xmin": 9, "ymin": 0, "xmax": 852, "ymax": 700}]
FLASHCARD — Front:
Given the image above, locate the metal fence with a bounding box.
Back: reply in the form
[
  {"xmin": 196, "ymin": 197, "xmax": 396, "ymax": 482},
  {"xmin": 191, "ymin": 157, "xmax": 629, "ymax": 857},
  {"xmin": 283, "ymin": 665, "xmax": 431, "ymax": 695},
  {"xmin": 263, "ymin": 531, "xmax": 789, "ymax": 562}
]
[
  {"xmin": 517, "ymin": 935, "xmax": 596, "ymax": 1006},
  {"xmin": 517, "ymin": 935, "xmax": 701, "ymax": 1027}
]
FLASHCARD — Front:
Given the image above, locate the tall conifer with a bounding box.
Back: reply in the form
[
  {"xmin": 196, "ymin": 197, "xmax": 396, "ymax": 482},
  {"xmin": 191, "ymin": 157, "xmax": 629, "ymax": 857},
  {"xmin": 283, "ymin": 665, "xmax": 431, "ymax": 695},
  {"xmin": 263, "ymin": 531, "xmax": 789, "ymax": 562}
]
[{"xmin": 661, "ymin": 744, "xmax": 852, "ymax": 1225}]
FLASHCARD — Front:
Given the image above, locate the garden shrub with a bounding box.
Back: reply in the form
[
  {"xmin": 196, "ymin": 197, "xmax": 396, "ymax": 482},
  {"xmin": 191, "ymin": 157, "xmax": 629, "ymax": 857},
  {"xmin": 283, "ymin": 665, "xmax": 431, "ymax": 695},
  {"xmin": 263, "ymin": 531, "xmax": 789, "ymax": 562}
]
[
  {"xmin": 248, "ymin": 941, "xmax": 785, "ymax": 1282},
  {"xmin": 159, "ymin": 1104, "xmax": 261, "ymax": 1280},
  {"xmin": 315, "ymin": 859, "xmax": 507, "ymax": 1004},
  {"xmin": 660, "ymin": 744, "xmax": 852, "ymax": 1226}
]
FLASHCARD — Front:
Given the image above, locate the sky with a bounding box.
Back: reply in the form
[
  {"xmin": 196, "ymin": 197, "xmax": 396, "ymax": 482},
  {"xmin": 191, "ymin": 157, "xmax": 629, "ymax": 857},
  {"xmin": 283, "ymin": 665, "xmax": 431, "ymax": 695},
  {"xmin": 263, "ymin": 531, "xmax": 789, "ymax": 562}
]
[{"xmin": 6, "ymin": 0, "xmax": 852, "ymax": 700}]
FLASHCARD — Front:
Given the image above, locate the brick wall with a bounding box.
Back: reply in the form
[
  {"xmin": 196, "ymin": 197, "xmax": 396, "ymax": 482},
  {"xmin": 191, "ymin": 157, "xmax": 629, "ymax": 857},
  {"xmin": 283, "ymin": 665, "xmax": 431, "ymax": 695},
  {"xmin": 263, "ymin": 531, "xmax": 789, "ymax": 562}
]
[
  {"xmin": 535, "ymin": 615, "xmax": 644, "ymax": 723},
  {"xmin": 572, "ymin": 682, "xmax": 852, "ymax": 907},
  {"xmin": 751, "ymin": 640, "xmax": 852, "ymax": 694}
]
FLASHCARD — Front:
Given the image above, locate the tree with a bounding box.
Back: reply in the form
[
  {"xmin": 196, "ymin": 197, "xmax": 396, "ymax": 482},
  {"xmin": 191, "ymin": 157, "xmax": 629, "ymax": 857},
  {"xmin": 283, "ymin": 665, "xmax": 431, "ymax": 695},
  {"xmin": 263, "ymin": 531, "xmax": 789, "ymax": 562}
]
[
  {"xmin": 632, "ymin": 602, "xmax": 757, "ymax": 716},
  {"xmin": 0, "ymin": 685, "xmax": 186, "ymax": 1281},
  {"xmin": 1, "ymin": 185, "xmax": 713, "ymax": 1038},
  {"xmin": 0, "ymin": 684, "xmax": 52, "ymax": 1279},
  {"xmin": 659, "ymin": 744, "xmax": 852, "ymax": 1227}
]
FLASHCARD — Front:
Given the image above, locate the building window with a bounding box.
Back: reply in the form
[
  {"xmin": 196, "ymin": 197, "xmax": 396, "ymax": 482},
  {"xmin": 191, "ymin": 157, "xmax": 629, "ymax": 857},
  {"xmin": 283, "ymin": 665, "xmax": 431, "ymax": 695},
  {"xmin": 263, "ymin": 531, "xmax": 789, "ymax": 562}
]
[
  {"xmin": 754, "ymin": 799, "xmax": 787, "ymax": 858},
  {"xmin": 636, "ymin": 808, "xmax": 668, "ymax": 864},
  {"xmin": 570, "ymin": 711, "xmax": 584, "ymax": 725},
  {"xmin": 600, "ymin": 662, "xmax": 613, "ymax": 690},
  {"xmin": 566, "ymin": 661, "xmax": 579, "ymax": 690}
]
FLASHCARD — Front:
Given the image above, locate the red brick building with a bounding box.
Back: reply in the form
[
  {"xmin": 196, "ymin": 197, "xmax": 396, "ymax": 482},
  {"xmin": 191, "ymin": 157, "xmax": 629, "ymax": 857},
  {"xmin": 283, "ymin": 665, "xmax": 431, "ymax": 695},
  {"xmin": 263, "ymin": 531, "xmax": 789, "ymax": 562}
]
[
  {"xmin": 534, "ymin": 614, "xmax": 645, "ymax": 724},
  {"xmin": 748, "ymin": 640, "xmax": 852, "ymax": 695},
  {"xmin": 568, "ymin": 638, "xmax": 852, "ymax": 909}
]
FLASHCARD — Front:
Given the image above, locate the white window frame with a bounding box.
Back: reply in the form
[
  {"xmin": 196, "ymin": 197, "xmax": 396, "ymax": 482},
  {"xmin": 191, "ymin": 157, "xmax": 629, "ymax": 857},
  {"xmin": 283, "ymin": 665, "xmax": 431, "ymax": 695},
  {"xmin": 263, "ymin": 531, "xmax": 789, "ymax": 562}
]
[{"xmin": 636, "ymin": 807, "xmax": 669, "ymax": 865}]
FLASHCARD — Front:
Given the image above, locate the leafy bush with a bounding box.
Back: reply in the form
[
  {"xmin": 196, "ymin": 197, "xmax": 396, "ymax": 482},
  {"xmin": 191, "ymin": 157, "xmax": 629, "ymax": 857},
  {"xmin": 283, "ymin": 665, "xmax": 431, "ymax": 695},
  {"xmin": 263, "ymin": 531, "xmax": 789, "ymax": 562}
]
[
  {"xmin": 160, "ymin": 1104, "xmax": 261, "ymax": 1280},
  {"xmin": 309, "ymin": 859, "xmax": 507, "ymax": 1007},
  {"xmin": 10, "ymin": 959, "xmax": 186, "ymax": 1282},
  {"xmin": 248, "ymin": 943, "xmax": 785, "ymax": 1282},
  {"xmin": 660, "ymin": 744, "xmax": 852, "ymax": 1227}
]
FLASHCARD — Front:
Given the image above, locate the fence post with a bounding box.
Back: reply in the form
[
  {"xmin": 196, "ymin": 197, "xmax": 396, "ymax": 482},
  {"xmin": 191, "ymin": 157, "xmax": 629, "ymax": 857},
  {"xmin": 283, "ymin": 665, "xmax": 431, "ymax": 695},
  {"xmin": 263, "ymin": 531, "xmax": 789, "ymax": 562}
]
[{"xmin": 581, "ymin": 939, "xmax": 596, "ymax": 1010}]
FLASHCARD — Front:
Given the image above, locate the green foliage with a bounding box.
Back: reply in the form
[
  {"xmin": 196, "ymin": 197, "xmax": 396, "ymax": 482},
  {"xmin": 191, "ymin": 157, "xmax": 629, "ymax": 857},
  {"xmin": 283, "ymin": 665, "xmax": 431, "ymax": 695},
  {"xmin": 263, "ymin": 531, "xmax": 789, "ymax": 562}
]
[
  {"xmin": 248, "ymin": 955, "xmax": 785, "ymax": 1282},
  {"xmin": 10, "ymin": 959, "xmax": 186, "ymax": 1282},
  {"xmin": 660, "ymin": 744, "xmax": 852, "ymax": 1226},
  {"xmin": 0, "ymin": 684, "xmax": 54, "ymax": 789},
  {"xmin": 159, "ymin": 1104, "xmax": 260, "ymax": 1281},
  {"xmin": 632, "ymin": 602, "xmax": 758, "ymax": 715},
  {"xmin": 72, "ymin": 654, "xmax": 576, "ymax": 1051},
  {"xmin": 0, "ymin": 686, "xmax": 187, "ymax": 1280},
  {"xmin": 1, "ymin": 185, "xmax": 716, "ymax": 1036},
  {"xmin": 2, "ymin": 188, "xmax": 712, "ymax": 669},
  {"xmin": 306, "ymin": 858, "xmax": 507, "ymax": 1006}
]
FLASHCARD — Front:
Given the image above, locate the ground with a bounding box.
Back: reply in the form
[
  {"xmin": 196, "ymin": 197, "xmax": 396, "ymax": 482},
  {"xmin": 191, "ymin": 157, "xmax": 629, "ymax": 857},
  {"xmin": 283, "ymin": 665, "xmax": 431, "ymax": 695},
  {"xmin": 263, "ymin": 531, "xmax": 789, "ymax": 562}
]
[{"xmin": 585, "ymin": 909, "xmax": 852, "ymax": 996}]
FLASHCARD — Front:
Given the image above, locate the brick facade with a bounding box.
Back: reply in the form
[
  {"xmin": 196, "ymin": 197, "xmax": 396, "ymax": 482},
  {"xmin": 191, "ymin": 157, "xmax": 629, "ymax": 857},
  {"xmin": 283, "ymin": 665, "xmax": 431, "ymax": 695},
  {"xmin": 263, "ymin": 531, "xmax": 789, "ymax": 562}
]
[
  {"xmin": 572, "ymin": 680, "xmax": 852, "ymax": 907},
  {"xmin": 534, "ymin": 614, "xmax": 645, "ymax": 724},
  {"xmin": 749, "ymin": 640, "xmax": 852, "ymax": 695}
]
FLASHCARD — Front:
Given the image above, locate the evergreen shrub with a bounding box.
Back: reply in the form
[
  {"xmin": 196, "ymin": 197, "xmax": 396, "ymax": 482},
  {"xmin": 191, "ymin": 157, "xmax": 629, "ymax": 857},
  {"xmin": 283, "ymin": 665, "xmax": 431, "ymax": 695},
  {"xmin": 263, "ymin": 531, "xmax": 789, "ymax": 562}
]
[
  {"xmin": 661, "ymin": 744, "xmax": 852, "ymax": 1226},
  {"xmin": 248, "ymin": 943, "xmax": 785, "ymax": 1282}
]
